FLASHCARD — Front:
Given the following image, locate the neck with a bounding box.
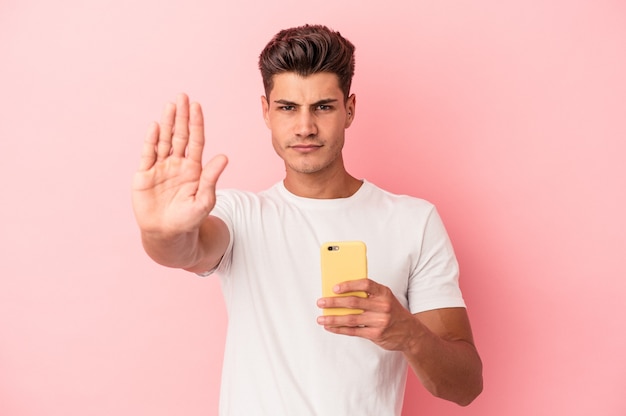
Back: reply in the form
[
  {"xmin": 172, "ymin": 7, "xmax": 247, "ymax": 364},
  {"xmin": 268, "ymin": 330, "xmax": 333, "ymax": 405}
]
[{"xmin": 283, "ymin": 169, "xmax": 362, "ymax": 199}]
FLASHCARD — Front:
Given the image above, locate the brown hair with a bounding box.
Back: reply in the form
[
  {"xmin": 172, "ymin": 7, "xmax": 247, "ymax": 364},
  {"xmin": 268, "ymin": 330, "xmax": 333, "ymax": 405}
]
[{"xmin": 259, "ymin": 24, "xmax": 355, "ymax": 99}]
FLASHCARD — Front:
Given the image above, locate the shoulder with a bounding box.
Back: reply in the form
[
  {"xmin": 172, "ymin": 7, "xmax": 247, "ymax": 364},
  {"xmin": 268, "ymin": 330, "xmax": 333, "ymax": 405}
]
[
  {"xmin": 216, "ymin": 182, "xmax": 281, "ymax": 203},
  {"xmin": 362, "ymin": 180, "xmax": 436, "ymax": 214},
  {"xmin": 213, "ymin": 183, "xmax": 287, "ymax": 217}
]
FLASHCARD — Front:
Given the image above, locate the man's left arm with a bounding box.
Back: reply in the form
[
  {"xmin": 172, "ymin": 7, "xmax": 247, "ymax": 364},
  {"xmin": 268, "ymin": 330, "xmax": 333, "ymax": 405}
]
[{"xmin": 317, "ymin": 278, "xmax": 483, "ymax": 406}]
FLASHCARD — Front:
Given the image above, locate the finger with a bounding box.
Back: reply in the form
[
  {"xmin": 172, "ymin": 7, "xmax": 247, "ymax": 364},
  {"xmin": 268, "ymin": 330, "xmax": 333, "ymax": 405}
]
[
  {"xmin": 335, "ymin": 278, "xmax": 377, "ymax": 295},
  {"xmin": 317, "ymin": 312, "xmax": 367, "ymax": 329},
  {"xmin": 171, "ymin": 93, "xmax": 190, "ymax": 157},
  {"xmin": 318, "ymin": 294, "xmax": 368, "ymax": 311},
  {"xmin": 137, "ymin": 121, "xmax": 159, "ymax": 171},
  {"xmin": 323, "ymin": 324, "xmax": 375, "ymax": 338},
  {"xmin": 196, "ymin": 154, "xmax": 229, "ymax": 205},
  {"xmin": 187, "ymin": 102, "xmax": 205, "ymax": 162},
  {"xmin": 325, "ymin": 325, "xmax": 363, "ymax": 335},
  {"xmin": 156, "ymin": 101, "xmax": 176, "ymax": 160}
]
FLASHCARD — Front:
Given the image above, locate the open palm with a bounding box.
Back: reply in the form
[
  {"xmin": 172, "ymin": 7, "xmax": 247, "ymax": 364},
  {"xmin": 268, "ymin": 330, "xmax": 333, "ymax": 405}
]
[{"xmin": 132, "ymin": 94, "xmax": 227, "ymax": 236}]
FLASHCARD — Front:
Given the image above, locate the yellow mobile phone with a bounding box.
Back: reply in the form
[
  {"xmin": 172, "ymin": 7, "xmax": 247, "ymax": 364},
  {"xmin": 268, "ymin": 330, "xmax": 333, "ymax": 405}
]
[{"xmin": 320, "ymin": 241, "xmax": 368, "ymax": 315}]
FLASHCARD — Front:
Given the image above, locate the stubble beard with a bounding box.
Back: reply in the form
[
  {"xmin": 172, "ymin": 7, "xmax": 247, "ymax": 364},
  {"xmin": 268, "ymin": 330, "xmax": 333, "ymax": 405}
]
[{"xmin": 284, "ymin": 141, "xmax": 344, "ymax": 176}]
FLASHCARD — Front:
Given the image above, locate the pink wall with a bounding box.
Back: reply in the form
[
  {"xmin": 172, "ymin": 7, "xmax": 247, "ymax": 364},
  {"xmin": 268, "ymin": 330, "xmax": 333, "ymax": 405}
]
[{"xmin": 1, "ymin": 1, "xmax": 625, "ymax": 415}]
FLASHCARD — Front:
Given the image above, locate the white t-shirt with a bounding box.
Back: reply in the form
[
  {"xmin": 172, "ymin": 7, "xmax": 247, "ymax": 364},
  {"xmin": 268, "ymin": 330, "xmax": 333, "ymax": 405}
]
[{"xmin": 208, "ymin": 180, "xmax": 465, "ymax": 416}]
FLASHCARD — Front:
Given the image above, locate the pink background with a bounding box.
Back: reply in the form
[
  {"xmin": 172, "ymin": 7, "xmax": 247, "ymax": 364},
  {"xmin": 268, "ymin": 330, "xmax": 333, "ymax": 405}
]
[{"xmin": 1, "ymin": 0, "xmax": 625, "ymax": 415}]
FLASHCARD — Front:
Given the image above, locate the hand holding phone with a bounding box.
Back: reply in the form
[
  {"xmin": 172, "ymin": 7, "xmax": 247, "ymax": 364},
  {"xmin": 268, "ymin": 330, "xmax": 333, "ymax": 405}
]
[{"xmin": 320, "ymin": 241, "xmax": 368, "ymax": 315}]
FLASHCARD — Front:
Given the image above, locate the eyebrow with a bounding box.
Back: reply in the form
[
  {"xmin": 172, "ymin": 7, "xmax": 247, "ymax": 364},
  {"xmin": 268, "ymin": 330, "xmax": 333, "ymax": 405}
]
[{"xmin": 273, "ymin": 98, "xmax": 339, "ymax": 106}]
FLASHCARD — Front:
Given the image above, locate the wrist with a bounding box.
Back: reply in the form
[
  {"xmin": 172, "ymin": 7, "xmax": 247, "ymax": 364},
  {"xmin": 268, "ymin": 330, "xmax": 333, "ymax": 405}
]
[{"xmin": 401, "ymin": 315, "xmax": 431, "ymax": 357}]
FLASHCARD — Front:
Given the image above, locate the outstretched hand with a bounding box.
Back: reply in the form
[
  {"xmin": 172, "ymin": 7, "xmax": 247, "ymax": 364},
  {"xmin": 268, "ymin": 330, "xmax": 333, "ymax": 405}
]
[{"xmin": 132, "ymin": 93, "xmax": 228, "ymax": 237}]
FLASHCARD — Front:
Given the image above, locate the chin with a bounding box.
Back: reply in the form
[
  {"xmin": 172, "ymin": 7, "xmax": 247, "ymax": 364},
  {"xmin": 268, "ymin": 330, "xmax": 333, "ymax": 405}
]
[{"xmin": 287, "ymin": 162, "xmax": 327, "ymax": 175}]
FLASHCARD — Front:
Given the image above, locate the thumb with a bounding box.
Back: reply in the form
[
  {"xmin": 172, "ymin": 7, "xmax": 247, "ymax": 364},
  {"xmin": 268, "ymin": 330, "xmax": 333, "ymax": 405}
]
[{"xmin": 196, "ymin": 154, "xmax": 229, "ymax": 208}]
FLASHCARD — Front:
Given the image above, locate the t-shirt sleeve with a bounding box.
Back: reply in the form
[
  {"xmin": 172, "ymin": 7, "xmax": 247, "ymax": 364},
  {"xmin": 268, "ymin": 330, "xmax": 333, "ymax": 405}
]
[
  {"xmin": 195, "ymin": 190, "xmax": 236, "ymax": 277},
  {"xmin": 407, "ymin": 207, "xmax": 466, "ymax": 313}
]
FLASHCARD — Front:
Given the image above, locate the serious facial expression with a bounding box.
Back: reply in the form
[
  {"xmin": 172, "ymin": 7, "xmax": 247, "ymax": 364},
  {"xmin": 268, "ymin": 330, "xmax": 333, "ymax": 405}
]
[{"xmin": 262, "ymin": 72, "xmax": 355, "ymax": 177}]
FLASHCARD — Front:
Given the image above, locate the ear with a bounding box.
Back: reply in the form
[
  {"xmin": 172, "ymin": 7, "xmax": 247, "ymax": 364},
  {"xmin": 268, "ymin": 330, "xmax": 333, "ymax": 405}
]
[
  {"xmin": 345, "ymin": 94, "xmax": 356, "ymax": 128},
  {"xmin": 261, "ymin": 95, "xmax": 271, "ymax": 129}
]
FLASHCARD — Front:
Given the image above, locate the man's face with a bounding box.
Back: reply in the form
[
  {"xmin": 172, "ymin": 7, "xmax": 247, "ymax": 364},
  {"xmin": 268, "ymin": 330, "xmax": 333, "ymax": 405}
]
[{"xmin": 262, "ymin": 72, "xmax": 355, "ymax": 177}]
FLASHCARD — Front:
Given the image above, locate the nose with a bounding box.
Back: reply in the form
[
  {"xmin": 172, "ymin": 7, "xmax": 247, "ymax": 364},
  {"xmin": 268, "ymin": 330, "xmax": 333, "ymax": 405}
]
[{"xmin": 294, "ymin": 109, "xmax": 317, "ymax": 138}]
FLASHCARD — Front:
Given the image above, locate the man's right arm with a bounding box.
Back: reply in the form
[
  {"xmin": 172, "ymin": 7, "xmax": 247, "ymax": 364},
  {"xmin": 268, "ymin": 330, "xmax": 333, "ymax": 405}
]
[
  {"xmin": 140, "ymin": 215, "xmax": 230, "ymax": 274},
  {"xmin": 132, "ymin": 93, "xmax": 229, "ymax": 273}
]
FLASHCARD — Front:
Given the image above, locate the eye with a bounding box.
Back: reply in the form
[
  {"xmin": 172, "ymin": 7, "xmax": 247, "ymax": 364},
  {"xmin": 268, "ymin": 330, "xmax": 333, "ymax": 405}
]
[
  {"xmin": 316, "ymin": 104, "xmax": 332, "ymax": 111},
  {"xmin": 278, "ymin": 105, "xmax": 295, "ymax": 111}
]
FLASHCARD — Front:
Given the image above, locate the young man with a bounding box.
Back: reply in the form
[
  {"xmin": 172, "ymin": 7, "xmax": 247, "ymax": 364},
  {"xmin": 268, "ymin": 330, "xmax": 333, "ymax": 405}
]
[{"xmin": 132, "ymin": 24, "xmax": 482, "ymax": 415}]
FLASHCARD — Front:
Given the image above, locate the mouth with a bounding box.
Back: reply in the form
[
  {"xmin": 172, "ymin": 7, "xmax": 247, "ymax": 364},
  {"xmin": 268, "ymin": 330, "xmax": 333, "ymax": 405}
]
[{"xmin": 289, "ymin": 143, "xmax": 323, "ymax": 153}]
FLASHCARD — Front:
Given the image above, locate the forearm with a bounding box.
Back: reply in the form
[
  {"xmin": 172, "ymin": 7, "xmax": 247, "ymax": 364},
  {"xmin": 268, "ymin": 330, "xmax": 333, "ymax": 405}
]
[
  {"xmin": 140, "ymin": 216, "xmax": 229, "ymax": 272},
  {"xmin": 317, "ymin": 281, "xmax": 483, "ymax": 405},
  {"xmin": 141, "ymin": 228, "xmax": 201, "ymax": 269},
  {"xmin": 404, "ymin": 321, "xmax": 483, "ymax": 406}
]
